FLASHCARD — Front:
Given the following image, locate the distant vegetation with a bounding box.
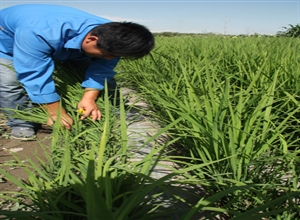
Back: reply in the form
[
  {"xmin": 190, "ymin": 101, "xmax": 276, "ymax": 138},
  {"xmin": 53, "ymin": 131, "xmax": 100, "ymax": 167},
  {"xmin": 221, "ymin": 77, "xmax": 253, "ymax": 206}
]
[
  {"xmin": 277, "ymin": 24, "xmax": 300, "ymax": 37},
  {"xmin": 153, "ymin": 32, "xmax": 272, "ymax": 38},
  {"xmin": 154, "ymin": 23, "xmax": 300, "ymax": 38}
]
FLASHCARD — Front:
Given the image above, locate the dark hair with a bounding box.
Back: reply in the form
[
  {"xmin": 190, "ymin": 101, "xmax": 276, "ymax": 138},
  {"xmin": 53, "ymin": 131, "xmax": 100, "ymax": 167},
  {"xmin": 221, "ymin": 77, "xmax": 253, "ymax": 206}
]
[{"xmin": 90, "ymin": 22, "xmax": 155, "ymax": 59}]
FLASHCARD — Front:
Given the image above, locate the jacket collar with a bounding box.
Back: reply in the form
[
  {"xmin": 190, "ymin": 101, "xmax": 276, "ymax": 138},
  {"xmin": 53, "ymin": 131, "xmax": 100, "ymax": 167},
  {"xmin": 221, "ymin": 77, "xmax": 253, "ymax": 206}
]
[{"xmin": 64, "ymin": 25, "xmax": 97, "ymax": 51}]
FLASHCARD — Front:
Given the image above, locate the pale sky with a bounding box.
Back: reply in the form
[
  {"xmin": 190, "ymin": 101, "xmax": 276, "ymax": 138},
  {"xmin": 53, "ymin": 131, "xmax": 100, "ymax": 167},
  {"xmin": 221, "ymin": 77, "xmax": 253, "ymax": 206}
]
[{"xmin": 1, "ymin": 0, "xmax": 299, "ymax": 35}]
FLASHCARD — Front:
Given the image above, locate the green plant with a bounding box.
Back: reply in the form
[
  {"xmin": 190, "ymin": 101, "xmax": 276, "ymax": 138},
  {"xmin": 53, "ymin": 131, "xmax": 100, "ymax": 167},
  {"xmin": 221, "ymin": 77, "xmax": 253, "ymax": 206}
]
[
  {"xmin": 0, "ymin": 80, "xmax": 198, "ymax": 219},
  {"xmin": 117, "ymin": 35, "xmax": 300, "ymax": 217}
]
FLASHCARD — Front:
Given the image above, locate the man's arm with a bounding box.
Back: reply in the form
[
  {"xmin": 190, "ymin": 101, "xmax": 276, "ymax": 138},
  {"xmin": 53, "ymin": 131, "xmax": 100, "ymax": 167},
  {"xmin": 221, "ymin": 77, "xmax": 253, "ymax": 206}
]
[
  {"xmin": 13, "ymin": 27, "xmax": 73, "ymax": 128},
  {"xmin": 81, "ymin": 57, "xmax": 120, "ymax": 90},
  {"xmin": 13, "ymin": 27, "xmax": 60, "ymax": 104},
  {"xmin": 78, "ymin": 57, "xmax": 120, "ymax": 119}
]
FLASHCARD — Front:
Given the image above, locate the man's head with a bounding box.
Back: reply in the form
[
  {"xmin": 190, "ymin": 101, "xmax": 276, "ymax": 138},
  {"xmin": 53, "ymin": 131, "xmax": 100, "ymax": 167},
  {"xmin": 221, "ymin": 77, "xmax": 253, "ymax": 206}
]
[{"xmin": 81, "ymin": 22, "xmax": 154, "ymax": 60}]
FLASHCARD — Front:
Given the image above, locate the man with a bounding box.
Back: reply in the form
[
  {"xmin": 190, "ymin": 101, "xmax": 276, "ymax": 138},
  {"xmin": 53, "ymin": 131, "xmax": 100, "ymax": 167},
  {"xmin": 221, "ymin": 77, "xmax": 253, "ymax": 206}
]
[{"xmin": 0, "ymin": 4, "xmax": 155, "ymax": 140}]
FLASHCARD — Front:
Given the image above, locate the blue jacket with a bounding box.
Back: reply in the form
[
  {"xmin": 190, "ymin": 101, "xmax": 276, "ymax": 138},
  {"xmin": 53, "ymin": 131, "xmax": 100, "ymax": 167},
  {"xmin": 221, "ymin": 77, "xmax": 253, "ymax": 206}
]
[{"xmin": 0, "ymin": 4, "xmax": 119, "ymax": 103}]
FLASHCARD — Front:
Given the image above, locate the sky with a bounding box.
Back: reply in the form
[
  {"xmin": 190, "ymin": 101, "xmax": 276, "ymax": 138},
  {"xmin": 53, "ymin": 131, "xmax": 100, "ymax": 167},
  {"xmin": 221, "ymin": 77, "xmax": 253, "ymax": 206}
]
[{"xmin": 0, "ymin": 0, "xmax": 299, "ymax": 35}]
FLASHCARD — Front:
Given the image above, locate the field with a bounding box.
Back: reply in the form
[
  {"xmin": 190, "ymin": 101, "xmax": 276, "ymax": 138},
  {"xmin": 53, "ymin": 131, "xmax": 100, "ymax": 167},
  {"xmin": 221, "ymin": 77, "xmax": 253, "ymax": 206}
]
[{"xmin": 1, "ymin": 35, "xmax": 300, "ymax": 219}]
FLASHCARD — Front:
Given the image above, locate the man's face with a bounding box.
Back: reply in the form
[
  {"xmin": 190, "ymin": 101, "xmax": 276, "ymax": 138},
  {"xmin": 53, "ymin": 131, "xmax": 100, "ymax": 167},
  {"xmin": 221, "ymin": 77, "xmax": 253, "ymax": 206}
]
[{"xmin": 81, "ymin": 33, "xmax": 116, "ymax": 60}]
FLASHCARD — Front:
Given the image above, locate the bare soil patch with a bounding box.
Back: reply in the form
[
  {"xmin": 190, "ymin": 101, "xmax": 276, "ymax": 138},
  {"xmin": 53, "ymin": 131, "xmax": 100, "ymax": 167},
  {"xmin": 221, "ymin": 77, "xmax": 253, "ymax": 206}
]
[{"xmin": 0, "ymin": 124, "xmax": 52, "ymax": 193}]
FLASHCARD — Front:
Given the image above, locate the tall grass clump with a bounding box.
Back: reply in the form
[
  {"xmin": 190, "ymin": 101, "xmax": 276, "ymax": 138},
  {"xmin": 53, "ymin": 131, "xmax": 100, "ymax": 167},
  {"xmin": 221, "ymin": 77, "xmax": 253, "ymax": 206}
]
[
  {"xmin": 117, "ymin": 35, "xmax": 300, "ymax": 218},
  {"xmin": 0, "ymin": 67, "xmax": 195, "ymax": 219}
]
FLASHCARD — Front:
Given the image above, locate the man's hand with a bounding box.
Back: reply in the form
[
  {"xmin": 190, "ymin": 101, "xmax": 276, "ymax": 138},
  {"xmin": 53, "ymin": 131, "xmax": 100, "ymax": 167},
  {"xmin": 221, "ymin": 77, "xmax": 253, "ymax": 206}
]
[
  {"xmin": 42, "ymin": 101, "xmax": 74, "ymax": 129},
  {"xmin": 77, "ymin": 88, "xmax": 101, "ymax": 121}
]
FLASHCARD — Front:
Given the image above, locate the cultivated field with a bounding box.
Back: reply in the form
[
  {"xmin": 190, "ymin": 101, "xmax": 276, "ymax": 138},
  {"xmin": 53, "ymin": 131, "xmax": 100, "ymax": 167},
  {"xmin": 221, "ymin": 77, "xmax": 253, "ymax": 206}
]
[{"xmin": 1, "ymin": 35, "xmax": 300, "ymax": 219}]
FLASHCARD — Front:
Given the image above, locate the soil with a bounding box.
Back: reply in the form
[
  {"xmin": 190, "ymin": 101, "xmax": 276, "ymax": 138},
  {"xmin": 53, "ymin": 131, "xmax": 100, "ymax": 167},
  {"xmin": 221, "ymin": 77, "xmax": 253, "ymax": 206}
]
[{"xmin": 0, "ymin": 123, "xmax": 53, "ymax": 193}]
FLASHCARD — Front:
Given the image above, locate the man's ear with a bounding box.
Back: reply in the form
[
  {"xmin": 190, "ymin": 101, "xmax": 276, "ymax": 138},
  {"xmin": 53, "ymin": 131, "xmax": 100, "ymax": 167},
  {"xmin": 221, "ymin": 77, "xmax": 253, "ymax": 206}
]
[{"xmin": 85, "ymin": 34, "xmax": 98, "ymax": 43}]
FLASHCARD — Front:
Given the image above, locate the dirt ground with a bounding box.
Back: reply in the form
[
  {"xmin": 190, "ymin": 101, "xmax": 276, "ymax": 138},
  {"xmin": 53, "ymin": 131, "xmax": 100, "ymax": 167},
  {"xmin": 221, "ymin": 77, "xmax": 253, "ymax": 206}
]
[{"xmin": 0, "ymin": 123, "xmax": 53, "ymax": 193}]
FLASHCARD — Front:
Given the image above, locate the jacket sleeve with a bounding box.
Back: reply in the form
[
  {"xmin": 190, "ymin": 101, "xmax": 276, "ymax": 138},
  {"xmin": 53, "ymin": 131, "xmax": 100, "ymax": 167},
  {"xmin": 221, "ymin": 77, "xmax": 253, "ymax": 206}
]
[
  {"xmin": 13, "ymin": 27, "xmax": 60, "ymax": 104},
  {"xmin": 81, "ymin": 57, "xmax": 120, "ymax": 89}
]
